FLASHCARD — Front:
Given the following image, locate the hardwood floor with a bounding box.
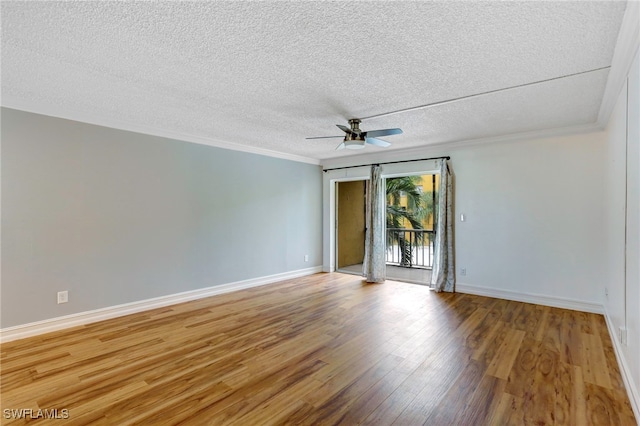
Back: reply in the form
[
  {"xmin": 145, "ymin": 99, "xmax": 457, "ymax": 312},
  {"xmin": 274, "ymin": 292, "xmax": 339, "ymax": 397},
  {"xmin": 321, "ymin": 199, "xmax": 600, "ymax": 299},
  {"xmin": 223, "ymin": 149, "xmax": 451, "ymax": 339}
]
[{"xmin": 1, "ymin": 273, "xmax": 636, "ymax": 425}]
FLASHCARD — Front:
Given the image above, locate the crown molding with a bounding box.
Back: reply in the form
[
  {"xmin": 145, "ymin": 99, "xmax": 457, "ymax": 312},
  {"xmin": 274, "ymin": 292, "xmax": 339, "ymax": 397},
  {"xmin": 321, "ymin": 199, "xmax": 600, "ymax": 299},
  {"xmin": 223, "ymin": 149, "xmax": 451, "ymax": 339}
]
[
  {"xmin": 0, "ymin": 103, "xmax": 321, "ymax": 166},
  {"xmin": 598, "ymin": 0, "xmax": 640, "ymax": 126},
  {"xmin": 320, "ymin": 122, "xmax": 603, "ymax": 170}
]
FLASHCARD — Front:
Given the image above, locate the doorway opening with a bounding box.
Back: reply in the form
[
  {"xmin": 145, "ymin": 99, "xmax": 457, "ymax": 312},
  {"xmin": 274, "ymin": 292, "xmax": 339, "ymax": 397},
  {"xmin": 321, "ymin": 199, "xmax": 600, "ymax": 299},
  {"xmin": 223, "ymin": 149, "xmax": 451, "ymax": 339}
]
[{"xmin": 335, "ymin": 180, "xmax": 367, "ymax": 275}]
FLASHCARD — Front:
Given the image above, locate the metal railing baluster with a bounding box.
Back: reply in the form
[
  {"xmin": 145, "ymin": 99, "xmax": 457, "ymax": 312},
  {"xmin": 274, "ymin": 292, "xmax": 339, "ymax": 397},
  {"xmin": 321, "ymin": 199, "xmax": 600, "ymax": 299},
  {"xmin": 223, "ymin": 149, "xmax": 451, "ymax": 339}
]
[{"xmin": 385, "ymin": 228, "xmax": 435, "ymax": 269}]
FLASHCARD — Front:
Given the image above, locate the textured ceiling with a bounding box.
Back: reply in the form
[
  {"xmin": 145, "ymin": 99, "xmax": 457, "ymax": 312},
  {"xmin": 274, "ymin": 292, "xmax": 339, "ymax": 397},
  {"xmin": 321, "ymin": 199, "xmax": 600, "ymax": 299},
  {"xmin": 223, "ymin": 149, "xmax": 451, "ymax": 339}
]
[{"xmin": 1, "ymin": 1, "xmax": 628, "ymax": 162}]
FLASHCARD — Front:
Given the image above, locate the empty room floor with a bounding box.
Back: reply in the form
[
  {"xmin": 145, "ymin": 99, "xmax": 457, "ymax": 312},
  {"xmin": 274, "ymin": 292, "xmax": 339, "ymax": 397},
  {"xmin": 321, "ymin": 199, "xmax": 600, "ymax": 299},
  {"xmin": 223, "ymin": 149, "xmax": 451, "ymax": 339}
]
[{"xmin": 1, "ymin": 273, "xmax": 635, "ymax": 425}]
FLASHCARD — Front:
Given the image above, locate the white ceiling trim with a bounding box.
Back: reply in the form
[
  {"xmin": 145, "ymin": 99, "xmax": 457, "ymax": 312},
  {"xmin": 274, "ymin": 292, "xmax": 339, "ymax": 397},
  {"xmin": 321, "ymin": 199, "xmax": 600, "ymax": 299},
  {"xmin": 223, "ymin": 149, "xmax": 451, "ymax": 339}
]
[
  {"xmin": 598, "ymin": 1, "xmax": 640, "ymax": 126},
  {"xmin": 1, "ymin": 101, "xmax": 321, "ymax": 165},
  {"xmin": 321, "ymin": 122, "xmax": 602, "ymax": 170}
]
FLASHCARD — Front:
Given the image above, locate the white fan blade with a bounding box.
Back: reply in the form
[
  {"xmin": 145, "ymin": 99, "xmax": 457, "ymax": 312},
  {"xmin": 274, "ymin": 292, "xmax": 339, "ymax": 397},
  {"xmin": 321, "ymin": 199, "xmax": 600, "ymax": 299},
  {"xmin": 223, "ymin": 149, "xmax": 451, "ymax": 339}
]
[{"xmin": 365, "ymin": 137, "xmax": 391, "ymax": 147}]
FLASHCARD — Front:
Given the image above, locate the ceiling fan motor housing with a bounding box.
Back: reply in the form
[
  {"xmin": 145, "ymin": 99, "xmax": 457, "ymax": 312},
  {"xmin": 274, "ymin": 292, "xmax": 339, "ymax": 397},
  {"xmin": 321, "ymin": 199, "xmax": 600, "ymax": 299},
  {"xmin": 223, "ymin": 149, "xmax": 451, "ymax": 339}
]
[{"xmin": 348, "ymin": 118, "xmax": 362, "ymax": 133}]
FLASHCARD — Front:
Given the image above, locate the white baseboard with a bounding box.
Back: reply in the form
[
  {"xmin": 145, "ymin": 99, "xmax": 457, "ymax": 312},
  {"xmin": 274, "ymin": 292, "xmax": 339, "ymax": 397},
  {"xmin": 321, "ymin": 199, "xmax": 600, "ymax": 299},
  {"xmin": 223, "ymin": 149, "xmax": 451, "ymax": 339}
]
[
  {"xmin": 0, "ymin": 266, "xmax": 323, "ymax": 343},
  {"xmin": 455, "ymin": 283, "xmax": 604, "ymax": 314},
  {"xmin": 603, "ymin": 310, "xmax": 640, "ymax": 423}
]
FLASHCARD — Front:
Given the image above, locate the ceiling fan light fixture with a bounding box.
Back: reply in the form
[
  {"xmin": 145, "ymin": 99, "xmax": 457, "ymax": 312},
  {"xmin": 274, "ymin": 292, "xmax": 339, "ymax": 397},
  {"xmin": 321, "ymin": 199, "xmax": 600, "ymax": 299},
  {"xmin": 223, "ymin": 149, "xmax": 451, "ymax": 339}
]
[
  {"xmin": 344, "ymin": 140, "xmax": 365, "ymax": 149},
  {"xmin": 343, "ymin": 134, "xmax": 366, "ymax": 149}
]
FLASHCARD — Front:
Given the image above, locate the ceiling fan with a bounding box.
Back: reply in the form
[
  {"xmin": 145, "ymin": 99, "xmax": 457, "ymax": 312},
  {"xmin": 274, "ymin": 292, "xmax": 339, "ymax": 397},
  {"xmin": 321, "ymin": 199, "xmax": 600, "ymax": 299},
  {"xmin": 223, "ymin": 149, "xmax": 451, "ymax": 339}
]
[{"xmin": 306, "ymin": 118, "xmax": 402, "ymax": 150}]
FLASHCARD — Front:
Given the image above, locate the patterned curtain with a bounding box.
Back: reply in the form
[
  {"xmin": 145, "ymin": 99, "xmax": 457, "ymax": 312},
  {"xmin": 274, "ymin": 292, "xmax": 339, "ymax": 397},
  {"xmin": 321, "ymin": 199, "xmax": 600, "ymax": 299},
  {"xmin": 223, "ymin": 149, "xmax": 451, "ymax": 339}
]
[
  {"xmin": 431, "ymin": 159, "xmax": 455, "ymax": 292},
  {"xmin": 363, "ymin": 165, "xmax": 386, "ymax": 283}
]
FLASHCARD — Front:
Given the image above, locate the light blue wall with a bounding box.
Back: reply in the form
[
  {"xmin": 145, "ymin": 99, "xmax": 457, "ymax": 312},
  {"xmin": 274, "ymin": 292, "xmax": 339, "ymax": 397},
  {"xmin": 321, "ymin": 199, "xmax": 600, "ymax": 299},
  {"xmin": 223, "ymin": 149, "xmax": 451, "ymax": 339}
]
[{"xmin": 1, "ymin": 108, "xmax": 322, "ymax": 328}]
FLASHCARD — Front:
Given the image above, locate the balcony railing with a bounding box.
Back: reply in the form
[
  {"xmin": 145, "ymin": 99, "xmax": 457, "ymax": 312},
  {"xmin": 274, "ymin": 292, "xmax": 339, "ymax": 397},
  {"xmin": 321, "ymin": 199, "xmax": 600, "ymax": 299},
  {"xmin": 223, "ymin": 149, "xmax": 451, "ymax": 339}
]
[{"xmin": 386, "ymin": 228, "xmax": 435, "ymax": 269}]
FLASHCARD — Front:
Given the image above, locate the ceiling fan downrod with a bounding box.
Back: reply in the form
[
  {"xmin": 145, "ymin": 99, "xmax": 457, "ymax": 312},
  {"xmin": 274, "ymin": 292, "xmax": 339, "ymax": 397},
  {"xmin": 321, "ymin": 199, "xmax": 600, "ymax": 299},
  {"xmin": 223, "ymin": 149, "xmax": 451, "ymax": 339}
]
[{"xmin": 348, "ymin": 118, "xmax": 362, "ymax": 133}]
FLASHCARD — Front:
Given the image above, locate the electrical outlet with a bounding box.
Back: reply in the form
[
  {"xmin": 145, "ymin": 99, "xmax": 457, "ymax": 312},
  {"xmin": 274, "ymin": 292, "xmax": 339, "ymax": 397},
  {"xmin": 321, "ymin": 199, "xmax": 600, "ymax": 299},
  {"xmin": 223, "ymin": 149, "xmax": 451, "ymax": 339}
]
[
  {"xmin": 57, "ymin": 290, "xmax": 68, "ymax": 304},
  {"xmin": 304, "ymin": 254, "xmax": 309, "ymax": 262},
  {"xmin": 619, "ymin": 327, "xmax": 628, "ymax": 345},
  {"xmin": 460, "ymin": 268, "xmax": 467, "ymax": 276}
]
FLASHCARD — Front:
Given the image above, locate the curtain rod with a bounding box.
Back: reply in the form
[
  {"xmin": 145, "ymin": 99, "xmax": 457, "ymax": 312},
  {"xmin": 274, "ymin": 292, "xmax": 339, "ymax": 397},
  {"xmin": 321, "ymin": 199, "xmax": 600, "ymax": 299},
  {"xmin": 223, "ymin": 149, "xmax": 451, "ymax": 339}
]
[{"xmin": 322, "ymin": 156, "xmax": 450, "ymax": 172}]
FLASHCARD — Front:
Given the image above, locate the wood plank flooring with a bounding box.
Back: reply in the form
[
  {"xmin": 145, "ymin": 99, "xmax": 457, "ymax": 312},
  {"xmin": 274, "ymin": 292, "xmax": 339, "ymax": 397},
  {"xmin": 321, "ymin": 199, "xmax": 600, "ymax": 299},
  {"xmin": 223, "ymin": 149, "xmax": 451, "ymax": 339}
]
[{"xmin": 1, "ymin": 273, "xmax": 636, "ymax": 425}]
